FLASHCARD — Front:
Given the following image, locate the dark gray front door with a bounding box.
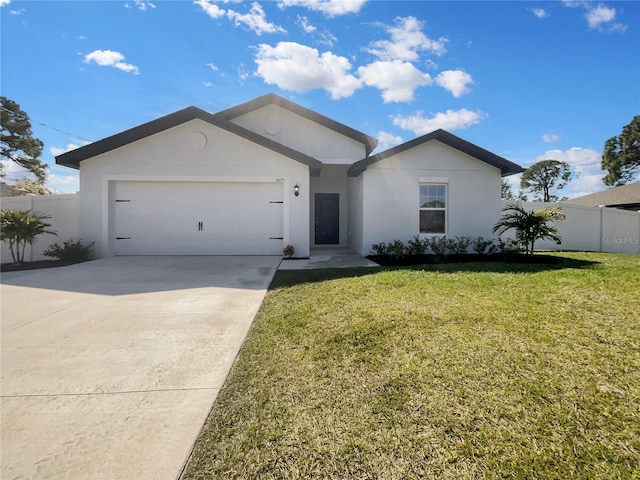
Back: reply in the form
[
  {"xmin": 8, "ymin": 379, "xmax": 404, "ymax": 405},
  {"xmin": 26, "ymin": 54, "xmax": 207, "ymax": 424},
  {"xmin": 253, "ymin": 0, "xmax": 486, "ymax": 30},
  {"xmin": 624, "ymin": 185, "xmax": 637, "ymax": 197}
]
[{"xmin": 315, "ymin": 193, "xmax": 339, "ymax": 244}]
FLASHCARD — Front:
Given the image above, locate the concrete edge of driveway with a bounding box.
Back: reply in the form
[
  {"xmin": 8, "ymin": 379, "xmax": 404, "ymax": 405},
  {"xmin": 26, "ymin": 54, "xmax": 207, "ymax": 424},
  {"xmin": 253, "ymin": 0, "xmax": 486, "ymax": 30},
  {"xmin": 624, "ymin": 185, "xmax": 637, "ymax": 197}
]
[{"xmin": 1, "ymin": 256, "xmax": 281, "ymax": 480}]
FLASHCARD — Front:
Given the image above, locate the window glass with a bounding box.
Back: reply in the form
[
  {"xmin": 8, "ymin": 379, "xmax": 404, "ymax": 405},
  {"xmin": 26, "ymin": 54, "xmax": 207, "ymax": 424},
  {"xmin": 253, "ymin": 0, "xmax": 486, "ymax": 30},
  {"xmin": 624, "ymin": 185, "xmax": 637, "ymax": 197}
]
[
  {"xmin": 420, "ymin": 210, "xmax": 445, "ymax": 234},
  {"xmin": 420, "ymin": 184, "xmax": 446, "ymax": 208},
  {"xmin": 419, "ymin": 184, "xmax": 446, "ymax": 234}
]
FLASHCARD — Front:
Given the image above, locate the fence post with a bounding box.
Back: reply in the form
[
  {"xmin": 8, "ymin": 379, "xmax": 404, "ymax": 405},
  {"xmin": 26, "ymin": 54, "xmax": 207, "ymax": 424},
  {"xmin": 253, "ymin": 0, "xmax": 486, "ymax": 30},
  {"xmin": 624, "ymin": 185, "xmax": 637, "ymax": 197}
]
[{"xmin": 599, "ymin": 206, "xmax": 603, "ymax": 252}]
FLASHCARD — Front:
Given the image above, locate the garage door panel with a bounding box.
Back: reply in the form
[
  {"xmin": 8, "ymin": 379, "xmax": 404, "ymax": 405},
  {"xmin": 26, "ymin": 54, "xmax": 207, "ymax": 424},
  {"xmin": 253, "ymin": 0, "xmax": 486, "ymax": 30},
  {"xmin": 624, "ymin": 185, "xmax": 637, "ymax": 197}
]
[{"xmin": 113, "ymin": 181, "xmax": 284, "ymax": 255}]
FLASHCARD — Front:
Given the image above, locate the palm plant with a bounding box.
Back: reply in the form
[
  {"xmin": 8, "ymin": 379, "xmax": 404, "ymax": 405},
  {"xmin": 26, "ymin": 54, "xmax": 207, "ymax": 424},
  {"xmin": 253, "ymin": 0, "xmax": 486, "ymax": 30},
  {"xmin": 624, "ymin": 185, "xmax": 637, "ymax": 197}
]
[
  {"xmin": 1, "ymin": 209, "xmax": 57, "ymax": 264},
  {"xmin": 493, "ymin": 203, "xmax": 566, "ymax": 255}
]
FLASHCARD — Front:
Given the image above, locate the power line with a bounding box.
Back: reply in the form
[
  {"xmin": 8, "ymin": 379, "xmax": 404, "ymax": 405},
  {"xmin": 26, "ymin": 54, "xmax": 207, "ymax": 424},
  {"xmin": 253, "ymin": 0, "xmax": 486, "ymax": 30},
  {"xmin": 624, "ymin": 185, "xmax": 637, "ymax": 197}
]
[{"xmin": 0, "ymin": 105, "xmax": 94, "ymax": 143}]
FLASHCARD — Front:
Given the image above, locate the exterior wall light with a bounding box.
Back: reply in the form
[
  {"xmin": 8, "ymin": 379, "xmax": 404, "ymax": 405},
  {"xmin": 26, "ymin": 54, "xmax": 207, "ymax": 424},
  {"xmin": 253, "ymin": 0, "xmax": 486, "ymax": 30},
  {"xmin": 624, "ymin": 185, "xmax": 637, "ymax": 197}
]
[{"xmin": 294, "ymin": 184, "xmax": 300, "ymax": 196}]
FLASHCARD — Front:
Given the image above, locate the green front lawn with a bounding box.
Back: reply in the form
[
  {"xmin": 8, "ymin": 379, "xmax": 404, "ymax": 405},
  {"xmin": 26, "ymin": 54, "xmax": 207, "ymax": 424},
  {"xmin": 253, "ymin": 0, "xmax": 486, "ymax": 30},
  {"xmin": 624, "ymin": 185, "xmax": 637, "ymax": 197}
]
[{"xmin": 183, "ymin": 252, "xmax": 640, "ymax": 479}]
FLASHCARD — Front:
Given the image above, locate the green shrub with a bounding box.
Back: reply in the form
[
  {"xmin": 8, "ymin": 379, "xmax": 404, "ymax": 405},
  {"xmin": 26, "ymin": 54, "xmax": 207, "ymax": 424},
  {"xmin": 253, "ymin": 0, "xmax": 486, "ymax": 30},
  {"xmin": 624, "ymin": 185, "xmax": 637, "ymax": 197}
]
[
  {"xmin": 370, "ymin": 242, "xmax": 388, "ymax": 256},
  {"xmin": 405, "ymin": 235, "xmax": 430, "ymax": 255},
  {"xmin": 495, "ymin": 238, "xmax": 523, "ymax": 254},
  {"xmin": 451, "ymin": 235, "xmax": 472, "ymax": 254},
  {"xmin": 472, "ymin": 236, "xmax": 497, "ymax": 255},
  {"xmin": 370, "ymin": 240, "xmax": 405, "ymax": 258},
  {"xmin": 44, "ymin": 239, "xmax": 94, "ymax": 261},
  {"xmin": 372, "ymin": 236, "xmax": 522, "ymax": 258},
  {"xmin": 427, "ymin": 236, "xmax": 451, "ymax": 255}
]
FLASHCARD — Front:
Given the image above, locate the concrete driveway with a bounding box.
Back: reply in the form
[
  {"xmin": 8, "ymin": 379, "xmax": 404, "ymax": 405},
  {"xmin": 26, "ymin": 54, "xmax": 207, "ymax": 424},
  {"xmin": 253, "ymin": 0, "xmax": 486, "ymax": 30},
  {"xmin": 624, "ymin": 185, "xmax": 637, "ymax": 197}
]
[{"xmin": 1, "ymin": 256, "xmax": 281, "ymax": 480}]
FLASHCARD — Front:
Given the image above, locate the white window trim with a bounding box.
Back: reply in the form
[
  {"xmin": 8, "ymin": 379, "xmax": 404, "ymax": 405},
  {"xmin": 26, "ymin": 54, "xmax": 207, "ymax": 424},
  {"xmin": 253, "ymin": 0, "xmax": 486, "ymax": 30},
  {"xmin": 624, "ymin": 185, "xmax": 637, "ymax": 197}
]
[{"xmin": 419, "ymin": 182, "xmax": 448, "ymax": 236}]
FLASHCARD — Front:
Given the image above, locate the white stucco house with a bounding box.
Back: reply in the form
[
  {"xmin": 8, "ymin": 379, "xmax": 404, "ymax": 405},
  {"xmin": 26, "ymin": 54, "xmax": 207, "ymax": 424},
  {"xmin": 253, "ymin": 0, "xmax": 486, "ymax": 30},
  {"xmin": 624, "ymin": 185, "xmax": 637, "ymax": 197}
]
[{"xmin": 55, "ymin": 93, "xmax": 523, "ymax": 258}]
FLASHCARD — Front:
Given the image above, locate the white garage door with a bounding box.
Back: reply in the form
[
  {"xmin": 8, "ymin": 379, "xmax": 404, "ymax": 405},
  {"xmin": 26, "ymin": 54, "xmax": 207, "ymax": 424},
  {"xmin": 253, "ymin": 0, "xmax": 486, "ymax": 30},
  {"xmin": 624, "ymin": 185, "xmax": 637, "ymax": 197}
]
[{"xmin": 113, "ymin": 181, "xmax": 284, "ymax": 255}]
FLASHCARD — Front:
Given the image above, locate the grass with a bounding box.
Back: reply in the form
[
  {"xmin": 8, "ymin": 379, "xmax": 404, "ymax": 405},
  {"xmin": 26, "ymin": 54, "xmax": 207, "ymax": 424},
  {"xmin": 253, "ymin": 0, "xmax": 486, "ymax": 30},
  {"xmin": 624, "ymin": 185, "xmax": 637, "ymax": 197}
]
[{"xmin": 183, "ymin": 252, "xmax": 640, "ymax": 479}]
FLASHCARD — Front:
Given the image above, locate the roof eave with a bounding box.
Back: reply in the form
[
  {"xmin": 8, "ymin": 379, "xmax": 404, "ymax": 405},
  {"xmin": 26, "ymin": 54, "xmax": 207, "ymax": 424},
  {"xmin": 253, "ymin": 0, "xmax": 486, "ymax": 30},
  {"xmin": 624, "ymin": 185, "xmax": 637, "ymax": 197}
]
[
  {"xmin": 55, "ymin": 106, "xmax": 323, "ymax": 174},
  {"xmin": 55, "ymin": 106, "xmax": 208, "ymax": 169},
  {"xmin": 216, "ymin": 93, "xmax": 378, "ymax": 156},
  {"xmin": 348, "ymin": 129, "xmax": 524, "ymax": 177}
]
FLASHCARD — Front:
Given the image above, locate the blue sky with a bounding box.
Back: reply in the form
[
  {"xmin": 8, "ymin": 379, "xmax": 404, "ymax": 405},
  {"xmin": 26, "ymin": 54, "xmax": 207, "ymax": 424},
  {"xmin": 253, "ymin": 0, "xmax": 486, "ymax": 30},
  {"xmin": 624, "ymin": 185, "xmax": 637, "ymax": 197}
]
[{"xmin": 2, "ymin": 0, "xmax": 638, "ymax": 196}]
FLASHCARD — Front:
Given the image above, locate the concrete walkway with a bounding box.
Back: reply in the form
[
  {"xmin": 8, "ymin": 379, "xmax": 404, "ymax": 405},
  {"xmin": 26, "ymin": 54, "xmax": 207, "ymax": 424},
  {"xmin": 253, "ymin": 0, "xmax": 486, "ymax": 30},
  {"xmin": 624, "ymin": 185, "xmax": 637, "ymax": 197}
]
[
  {"xmin": 278, "ymin": 248, "xmax": 379, "ymax": 270},
  {"xmin": 1, "ymin": 256, "xmax": 280, "ymax": 480}
]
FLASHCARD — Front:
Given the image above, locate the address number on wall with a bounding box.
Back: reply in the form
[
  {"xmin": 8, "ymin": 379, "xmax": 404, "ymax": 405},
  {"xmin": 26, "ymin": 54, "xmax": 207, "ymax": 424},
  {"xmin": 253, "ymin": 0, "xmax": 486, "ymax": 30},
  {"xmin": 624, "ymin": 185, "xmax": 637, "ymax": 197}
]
[{"xmin": 275, "ymin": 177, "xmax": 286, "ymax": 183}]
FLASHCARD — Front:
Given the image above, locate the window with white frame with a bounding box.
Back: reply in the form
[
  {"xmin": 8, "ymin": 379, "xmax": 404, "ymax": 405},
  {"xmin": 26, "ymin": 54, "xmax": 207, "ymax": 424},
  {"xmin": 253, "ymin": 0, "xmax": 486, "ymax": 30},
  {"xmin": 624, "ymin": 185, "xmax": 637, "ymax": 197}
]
[{"xmin": 419, "ymin": 184, "xmax": 446, "ymax": 234}]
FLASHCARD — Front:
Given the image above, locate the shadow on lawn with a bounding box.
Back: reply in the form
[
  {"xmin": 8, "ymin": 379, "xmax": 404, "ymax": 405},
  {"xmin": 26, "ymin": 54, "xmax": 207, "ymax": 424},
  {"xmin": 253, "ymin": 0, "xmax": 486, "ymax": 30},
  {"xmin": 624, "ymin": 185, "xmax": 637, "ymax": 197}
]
[{"xmin": 270, "ymin": 255, "xmax": 600, "ymax": 289}]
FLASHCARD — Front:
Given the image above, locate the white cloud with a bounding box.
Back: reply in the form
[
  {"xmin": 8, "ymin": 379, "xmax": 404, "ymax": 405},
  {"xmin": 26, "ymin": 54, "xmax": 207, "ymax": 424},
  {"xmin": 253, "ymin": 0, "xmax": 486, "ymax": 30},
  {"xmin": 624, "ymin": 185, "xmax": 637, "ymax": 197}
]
[
  {"xmin": 196, "ymin": 1, "xmax": 289, "ymax": 36},
  {"xmin": 0, "ymin": 159, "xmax": 31, "ymax": 182},
  {"xmin": 194, "ymin": 0, "xmax": 226, "ymax": 19},
  {"xmin": 0, "ymin": 0, "xmax": 11, "ymax": 7},
  {"xmin": 127, "ymin": 1, "xmax": 155, "ymax": 11},
  {"xmin": 134, "ymin": 0, "xmax": 156, "ymax": 11},
  {"xmin": 227, "ymin": 2, "xmax": 286, "ymax": 35},
  {"xmin": 237, "ymin": 63, "xmax": 250, "ymax": 81},
  {"xmin": 318, "ymin": 30, "xmax": 337, "ymax": 47},
  {"xmin": 531, "ymin": 8, "xmax": 548, "ymax": 19},
  {"xmin": 542, "ymin": 133, "xmax": 561, "ymax": 143},
  {"xmin": 375, "ymin": 131, "xmax": 403, "ymax": 152},
  {"xmin": 435, "ymin": 70, "xmax": 473, "ymax": 97},
  {"xmin": 254, "ymin": 42, "xmax": 361, "ymax": 99},
  {"xmin": 358, "ymin": 60, "xmax": 431, "ymax": 103},
  {"xmin": 50, "ymin": 142, "xmax": 92, "ymax": 157},
  {"xmin": 503, "ymin": 173, "xmax": 521, "ymax": 192},
  {"xmin": 391, "ymin": 109, "xmax": 485, "ymax": 135},
  {"xmin": 277, "ymin": 0, "xmax": 366, "ymax": 17},
  {"xmin": 563, "ymin": 1, "xmax": 627, "ymax": 32},
  {"xmin": 84, "ymin": 50, "xmax": 140, "ymax": 74},
  {"xmin": 565, "ymin": 174, "xmax": 607, "ymax": 198},
  {"xmin": 206, "ymin": 62, "xmax": 219, "ymax": 71},
  {"xmin": 424, "ymin": 59, "xmax": 439, "ymax": 70},
  {"xmin": 46, "ymin": 173, "xmax": 79, "ymax": 191},
  {"xmin": 586, "ymin": 4, "xmax": 615, "ymax": 29},
  {"xmin": 203, "ymin": 81, "xmax": 214, "ymax": 87},
  {"xmin": 367, "ymin": 16, "xmax": 448, "ymax": 61},
  {"xmin": 537, "ymin": 146, "xmax": 600, "ymax": 168},
  {"xmin": 608, "ymin": 23, "xmax": 628, "ymax": 33},
  {"xmin": 297, "ymin": 15, "xmax": 316, "ymax": 33},
  {"xmin": 50, "ymin": 144, "xmax": 79, "ymax": 157},
  {"xmin": 295, "ymin": 15, "xmax": 336, "ymax": 46}
]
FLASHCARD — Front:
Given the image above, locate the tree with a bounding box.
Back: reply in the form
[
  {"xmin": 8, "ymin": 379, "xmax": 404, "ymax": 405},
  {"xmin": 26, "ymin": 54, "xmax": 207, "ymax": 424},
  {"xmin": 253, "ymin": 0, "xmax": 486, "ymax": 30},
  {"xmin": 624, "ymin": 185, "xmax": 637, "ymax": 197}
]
[
  {"xmin": 493, "ymin": 203, "xmax": 566, "ymax": 255},
  {"xmin": 601, "ymin": 116, "xmax": 640, "ymax": 186},
  {"xmin": 501, "ymin": 179, "xmax": 515, "ymax": 200},
  {"xmin": 0, "ymin": 209, "xmax": 57, "ymax": 264},
  {"xmin": 13, "ymin": 179, "xmax": 56, "ymax": 196},
  {"xmin": 1, "ymin": 97, "xmax": 48, "ymax": 183},
  {"xmin": 520, "ymin": 160, "xmax": 571, "ymax": 202}
]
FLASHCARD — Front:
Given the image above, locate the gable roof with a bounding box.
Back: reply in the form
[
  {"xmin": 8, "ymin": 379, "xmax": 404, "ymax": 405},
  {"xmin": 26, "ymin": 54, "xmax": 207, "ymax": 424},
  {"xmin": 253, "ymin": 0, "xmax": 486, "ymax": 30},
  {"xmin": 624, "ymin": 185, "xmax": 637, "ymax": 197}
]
[
  {"xmin": 565, "ymin": 181, "xmax": 640, "ymax": 210},
  {"xmin": 55, "ymin": 105, "xmax": 323, "ymax": 175},
  {"xmin": 347, "ymin": 129, "xmax": 524, "ymax": 177},
  {"xmin": 215, "ymin": 93, "xmax": 378, "ymax": 156}
]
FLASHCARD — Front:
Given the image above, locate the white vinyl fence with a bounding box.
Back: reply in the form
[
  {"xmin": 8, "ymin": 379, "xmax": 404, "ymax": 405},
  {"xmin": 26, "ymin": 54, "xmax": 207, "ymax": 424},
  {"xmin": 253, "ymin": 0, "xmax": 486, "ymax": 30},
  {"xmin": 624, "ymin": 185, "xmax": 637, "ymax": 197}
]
[
  {"xmin": 501, "ymin": 201, "xmax": 640, "ymax": 254},
  {"xmin": 1, "ymin": 194, "xmax": 80, "ymax": 263},
  {"xmin": 1, "ymin": 195, "xmax": 637, "ymax": 263}
]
